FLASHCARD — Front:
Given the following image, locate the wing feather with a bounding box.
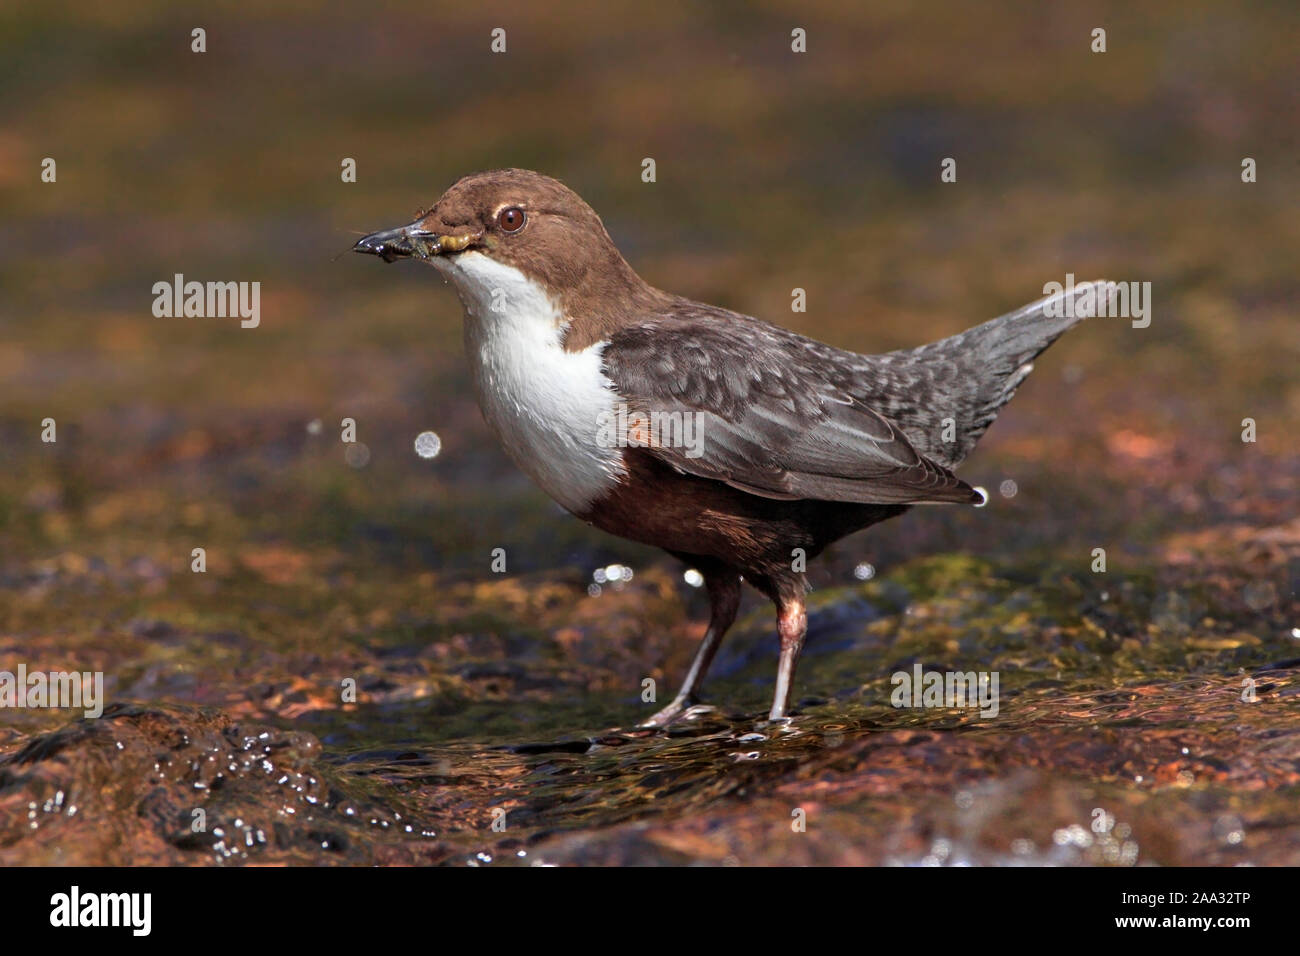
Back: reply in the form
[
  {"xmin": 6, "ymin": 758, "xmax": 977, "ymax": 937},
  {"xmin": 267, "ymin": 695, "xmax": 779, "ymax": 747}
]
[{"xmin": 601, "ymin": 310, "xmax": 980, "ymax": 506}]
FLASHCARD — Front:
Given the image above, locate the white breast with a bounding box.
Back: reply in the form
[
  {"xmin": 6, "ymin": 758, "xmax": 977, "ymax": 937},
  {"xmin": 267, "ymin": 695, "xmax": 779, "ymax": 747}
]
[{"xmin": 437, "ymin": 252, "xmax": 626, "ymax": 514}]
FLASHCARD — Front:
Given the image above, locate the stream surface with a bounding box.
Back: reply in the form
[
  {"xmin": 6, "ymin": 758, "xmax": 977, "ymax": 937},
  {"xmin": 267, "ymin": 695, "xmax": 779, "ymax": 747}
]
[{"xmin": 3, "ymin": 525, "xmax": 1298, "ymax": 865}]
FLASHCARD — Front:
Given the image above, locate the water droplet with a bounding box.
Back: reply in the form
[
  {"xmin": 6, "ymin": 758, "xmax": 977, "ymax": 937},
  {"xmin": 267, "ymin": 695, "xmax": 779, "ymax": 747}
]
[
  {"xmin": 413, "ymin": 430, "xmax": 442, "ymax": 459},
  {"xmin": 345, "ymin": 443, "xmax": 370, "ymax": 468},
  {"xmin": 1242, "ymin": 580, "xmax": 1276, "ymax": 611},
  {"xmin": 999, "ymin": 479, "xmax": 1018, "ymax": 498},
  {"xmin": 853, "ymin": 562, "xmax": 875, "ymax": 581},
  {"xmin": 1212, "ymin": 815, "xmax": 1245, "ymax": 845}
]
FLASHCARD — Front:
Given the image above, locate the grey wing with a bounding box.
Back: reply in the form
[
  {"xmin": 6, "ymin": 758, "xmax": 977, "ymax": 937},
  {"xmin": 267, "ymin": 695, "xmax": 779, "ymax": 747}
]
[{"xmin": 602, "ymin": 315, "xmax": 981, "ymax": 506}]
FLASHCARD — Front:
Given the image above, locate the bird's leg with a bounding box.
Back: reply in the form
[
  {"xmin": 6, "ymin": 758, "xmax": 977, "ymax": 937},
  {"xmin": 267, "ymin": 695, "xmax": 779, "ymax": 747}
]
[
  {"xmin": 768, "ymin": 592, "xmax": 808, "ymax": 720},
  {"xmin": 641, "ymin": 570, "xmax": 741, "ymax": 728}
]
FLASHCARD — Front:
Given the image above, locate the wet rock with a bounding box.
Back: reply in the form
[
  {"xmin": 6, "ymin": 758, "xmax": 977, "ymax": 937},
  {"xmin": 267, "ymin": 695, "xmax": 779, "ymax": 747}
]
[{"xmin": 0, "ymin": 703, "xmax": 442, "ymax": 865}]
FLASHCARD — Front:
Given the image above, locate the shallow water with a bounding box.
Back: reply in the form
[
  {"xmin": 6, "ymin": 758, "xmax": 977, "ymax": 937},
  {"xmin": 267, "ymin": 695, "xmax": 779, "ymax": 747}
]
[{"xmin": 4, "ymin": 543, "xmax": 1298, "ymax": 866}]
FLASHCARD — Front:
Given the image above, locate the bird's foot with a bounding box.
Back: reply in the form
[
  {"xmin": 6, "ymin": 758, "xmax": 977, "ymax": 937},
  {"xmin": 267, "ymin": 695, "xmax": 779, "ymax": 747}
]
[{"xmin": 638, "ymin": 698, "xmax": 716, "ymax": 729}]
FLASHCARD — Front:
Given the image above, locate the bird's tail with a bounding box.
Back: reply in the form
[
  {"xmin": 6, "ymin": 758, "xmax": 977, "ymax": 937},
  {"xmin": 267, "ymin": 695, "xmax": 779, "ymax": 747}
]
[{"xmin": 858, "ymin": 280, "xmax": 1113, "ymax": 469}]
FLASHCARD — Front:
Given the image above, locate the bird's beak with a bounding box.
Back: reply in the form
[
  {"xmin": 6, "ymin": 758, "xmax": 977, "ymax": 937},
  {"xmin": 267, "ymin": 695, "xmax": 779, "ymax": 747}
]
[{"xmin": 352, "ymin": 222, "xmax": 480, "ymax": 263}]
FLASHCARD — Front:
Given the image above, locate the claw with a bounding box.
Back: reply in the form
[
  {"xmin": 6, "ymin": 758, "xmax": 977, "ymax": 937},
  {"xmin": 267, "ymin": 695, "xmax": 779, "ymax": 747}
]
[{"xmin": 639, "ymin": 700, "xmax": 716, "ymax": 729}]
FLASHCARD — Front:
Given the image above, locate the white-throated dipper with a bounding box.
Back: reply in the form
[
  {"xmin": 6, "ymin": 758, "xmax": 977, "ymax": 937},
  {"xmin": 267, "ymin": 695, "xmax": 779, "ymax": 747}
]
[{"xmin": 354, "ymin": 168, "xmax": 1107, "ymax": 727}]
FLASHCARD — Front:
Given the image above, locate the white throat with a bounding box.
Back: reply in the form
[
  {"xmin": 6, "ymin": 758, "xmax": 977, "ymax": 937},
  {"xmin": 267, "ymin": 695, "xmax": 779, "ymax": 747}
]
[{"xmin": 436, "ymin": 251, "xmax": 625, "ymax": 514}]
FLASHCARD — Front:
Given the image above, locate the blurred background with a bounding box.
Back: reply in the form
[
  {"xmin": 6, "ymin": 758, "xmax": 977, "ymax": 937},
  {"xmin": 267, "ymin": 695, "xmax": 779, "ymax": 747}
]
[{"xmin": 0, "ymin": 1, "xmax": 1296, "ymax": 865}]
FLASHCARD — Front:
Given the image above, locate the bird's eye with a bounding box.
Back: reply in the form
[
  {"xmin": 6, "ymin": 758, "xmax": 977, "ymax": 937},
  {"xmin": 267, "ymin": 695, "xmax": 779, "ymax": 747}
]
[{"xmin": 497, "ymin": 206, "xmax": 526, "ymax": 233}]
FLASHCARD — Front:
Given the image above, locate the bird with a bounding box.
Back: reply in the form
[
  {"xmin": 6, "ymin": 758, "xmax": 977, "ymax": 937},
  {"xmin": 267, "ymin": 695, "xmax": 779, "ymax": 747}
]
[{"xmin": 353, "ymin": 168, "xmax": 1107, "ymax": 727}]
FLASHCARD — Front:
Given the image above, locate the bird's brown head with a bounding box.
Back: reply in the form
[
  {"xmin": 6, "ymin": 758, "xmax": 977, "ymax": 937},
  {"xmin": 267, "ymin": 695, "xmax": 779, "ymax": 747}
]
[{"xmin": 354, "ymin": 169, "xmax": 669, "ymax": 348}]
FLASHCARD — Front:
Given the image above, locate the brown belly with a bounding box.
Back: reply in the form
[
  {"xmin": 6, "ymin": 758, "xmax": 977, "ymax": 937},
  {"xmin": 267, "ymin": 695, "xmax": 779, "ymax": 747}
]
[{"xmin": 579, "ymin": 449, "xmax": 907, "ymax": 580}]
